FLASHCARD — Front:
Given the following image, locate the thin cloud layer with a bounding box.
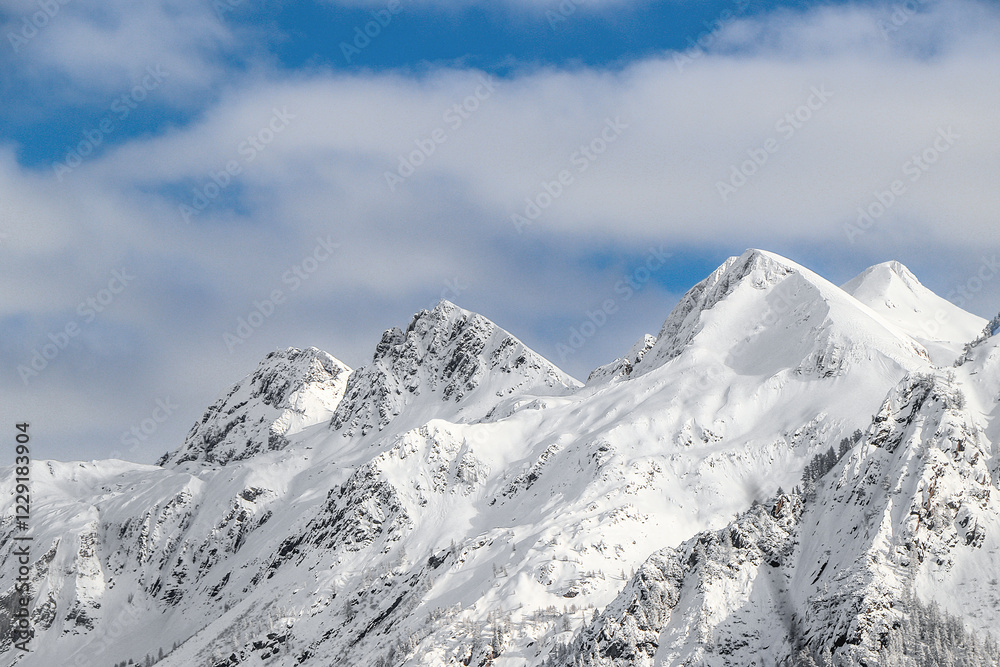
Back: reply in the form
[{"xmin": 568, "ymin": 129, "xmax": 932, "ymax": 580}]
[
  {"xmin": 2, "ymin": 0, "xmax": 998, "ymax": 462},
  {"xmin": 1, "ymin": 0, "xmax": 243, "ymax": 102}
]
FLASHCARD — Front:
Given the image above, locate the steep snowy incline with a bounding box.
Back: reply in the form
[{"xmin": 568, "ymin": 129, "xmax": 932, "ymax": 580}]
[
  {"xmin": 475, "ymin": 248, "xmax": 937, "ymax": 578},
  {"xmin": 329, "ymin": 299, "xmax": 582, "ymax": 437},
  {"xmin": 0, "ymin": 459, "xmax": 205, "ymax": 663},
  {"xmin": 549, "ymin": 493, "xmax": 805, "ymax": 667},
  {"xmin": 261, "ymin": 249, "xmax": 946, "ymax": 665},
  {"xmin": 159, "ymin": 347, "xmax": 351, "ymax": 466},
  {"xmin": 842, "ymin": 260, "xmax": 986, "ymax": 365},
  {"xmin": 955, "ymin": 323, "xmax": 1000, "ymax": 478},
  {"xmin": 0, "ymin": 444, "xmax": 346, "ymax": 667},
  {"xmin": 336, "ymin": 250, "xmax": 953, "ymax": 665},
  {"xmin": 553, "ymin": 369, "xmax": 1000, "ymax": 666},
  {"xmin": 787, "ymin": 370, "xmax": 999, "ymax": 663}
]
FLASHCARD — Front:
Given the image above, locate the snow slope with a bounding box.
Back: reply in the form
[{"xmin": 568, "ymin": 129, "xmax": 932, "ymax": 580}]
[
  {"xmin": 1, "ymin": 249, "xmax": 997, "ymax": 667},
  {"xmin": 562, "ymin": 369, "xmax": 1000, "ymax": 666},
  {"xmin": 159, "ymin": 347, "xmax": 351, "ymax": 466},
  {"xmin": 842, "ymin": 261, "xmax": 986, "ymax": 365},
  {"xmin": 633, "ymin": 250, "xmax": 931, "ymax": 378}
]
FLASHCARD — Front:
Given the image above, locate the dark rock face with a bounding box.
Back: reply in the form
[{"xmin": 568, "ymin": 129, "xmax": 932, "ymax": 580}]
[
  {"xmin": 331, "ymin": 300, "xmax": 579, "ymax": 436},
  {"xmin": 160, "ymin": 347, "xmax": 351, "ymax": 466}
]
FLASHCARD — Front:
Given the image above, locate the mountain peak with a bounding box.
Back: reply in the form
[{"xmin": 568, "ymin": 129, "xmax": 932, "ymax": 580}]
[
  {"xmin": 586, "ymin": 333, "xmax": 657, "ymax": 384},
  {"xmin": 841, "ymin": 260, "xmax": 923, "ymax": 297},
  {"xmin": 429, "ymin": 297, "xmax": 461, "ymax": 314},
  {"xmin": 158, "ymin": 347, "xmax": 351, "ymax": 466},
  {"xmin": 331, "ymin": 302, "xmax": 581, "ymax": 436},
  {"xmin": 630, "ymin": 249, "xmax": 802, "ymax": 371},
  {"xmin": 685, "ymin": 248, "xmax": 803, "ymax": 305},
  {"xmin": 629, "ymin": 248, "xmax": 935, "ymax": 378},
  {"xmin": 843, "ymin": 260, "xmax": 985, "ymax": 362},
  {"xmin": 403, "ymin": 299, "xmax": 477, "ymax": 343},
  {"xmin": 883, "ymin": 259, "xmax": 918, "ymax": 281},
  {"xmin": 712, "ymin": 248, "xmax": 799, "ymax": 288},
  {"xmin": 13, "ymin": 254, "xmax": 1000, "ymax": 667}
]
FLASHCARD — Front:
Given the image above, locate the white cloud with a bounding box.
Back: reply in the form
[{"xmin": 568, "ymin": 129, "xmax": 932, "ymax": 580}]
[
  {"xmin": 93, "ymin": 21, "xmax": 998, "ymax": 249},
  {"xmin": 313, "ymin": 0, "xmax": 642, "ymax": 8},
  {"xmin": 3, "ymin": 0, "xmax": 999, "ymax": 462},
  {"xmin": 1, "ymin": 0, "xmax": 246, "ymax": 104}
]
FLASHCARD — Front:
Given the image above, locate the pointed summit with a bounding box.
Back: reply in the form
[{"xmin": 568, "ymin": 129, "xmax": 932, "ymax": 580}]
[
  {"xmin": 631, "ymin": 248, "xmax": 930, "ymax": 378},
  {"xmin": 586, "ymin": 333, "xmax": 656, "ymax": 384},
  {"xmin": 159, "ymin": 347, "xmax": 351, "ymax": 466},
  {"xmin": 842, "ymin": 260, "xmax": 921, "ymax": 294},
  {"xmin": 842, "ymin": 261, "xmax": 985, "ymax": 364},
  {"xmin": 330, "ymin": 300, "xmax": 581, "ymax": 436},
  {"xmin": 642, "ymin": 249, "xmax": 798, "ymax": 363}
]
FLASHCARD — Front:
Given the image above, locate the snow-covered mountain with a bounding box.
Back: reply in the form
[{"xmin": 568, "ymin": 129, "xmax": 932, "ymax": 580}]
[
  {"xmin": 2, "ymin": 249, "xmax": 998, "ymax": 667},
  {"xmin": 563, "ymin": 368, "xmax": 1000, "ymax": 666},
  {"xmin": 632, "ymin": 249, "xmax": 933, "ymax": 378},
  {"xmin": 842, "ymin": 260, "xmax": 986, "ymax": 365},
  {"xmin": 329, "ymin": 300, "xmax": 581, "ymax": 437},
  {"xmin": 159, "ymin": 347, "xmax": 351, "ymax": 466}
]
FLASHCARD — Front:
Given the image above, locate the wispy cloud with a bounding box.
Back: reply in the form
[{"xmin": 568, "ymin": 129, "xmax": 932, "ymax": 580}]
[
  {"xmin": 0, "ymin": 0, "xmax": 254, "ymax": 112},
  {"xmin": 2, "ymin": 0, "xmax": 998, "ymax": 462}
]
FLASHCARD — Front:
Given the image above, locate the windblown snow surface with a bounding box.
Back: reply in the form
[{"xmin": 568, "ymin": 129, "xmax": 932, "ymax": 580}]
[{"xmin": 2, "ymin": 249, "xmax": 999, "ymax": 667}]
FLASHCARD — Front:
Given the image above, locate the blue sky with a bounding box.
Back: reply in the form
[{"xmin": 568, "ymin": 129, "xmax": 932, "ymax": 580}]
[
  {"xmin": 1, "ymin": 0, "xmax": 814, "ymax": 168},
  {"xmin": 2, "ymin": 0, "xmax": 999, "ymax": 462}
]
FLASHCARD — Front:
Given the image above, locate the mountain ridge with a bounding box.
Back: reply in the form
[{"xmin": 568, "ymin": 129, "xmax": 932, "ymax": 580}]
[
  {"xmin": 3, "ymin": 249, "xmax": 998, "ymax": 667},
  {"xmin": 158, "ymin": 347, "xmax": 351, "ymax": 467},
  {"xmin": 328, "ymin": 299, "xmax": 582, "ymax": 438}
]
